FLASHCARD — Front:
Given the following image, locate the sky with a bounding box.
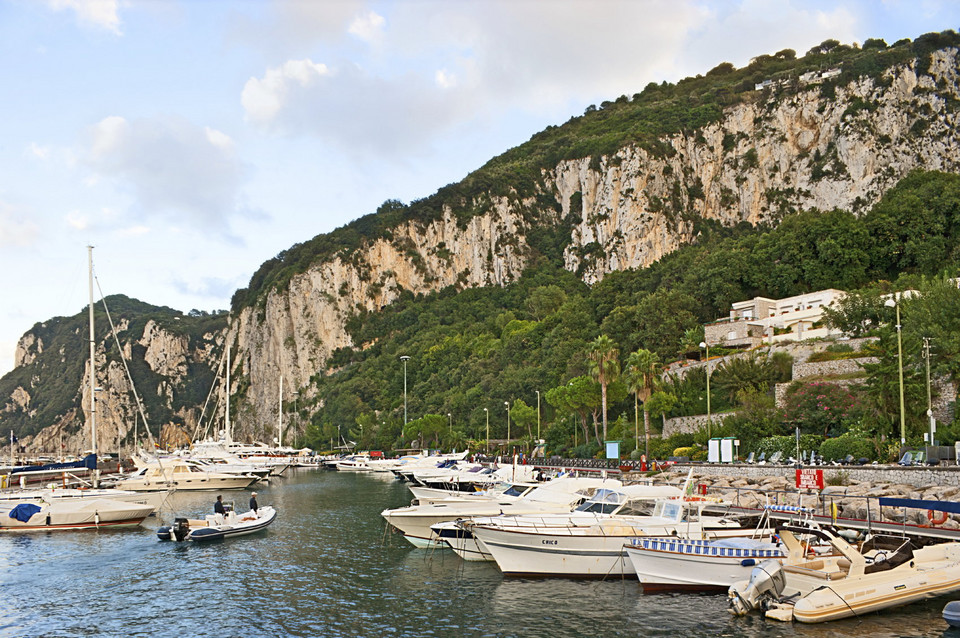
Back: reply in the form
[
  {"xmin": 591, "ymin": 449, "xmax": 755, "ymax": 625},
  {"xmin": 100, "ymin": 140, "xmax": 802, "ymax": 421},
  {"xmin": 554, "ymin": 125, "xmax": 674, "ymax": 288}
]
[{"xmin": 1, "ymin": 0, "xmax": 958, "ymax": 376}]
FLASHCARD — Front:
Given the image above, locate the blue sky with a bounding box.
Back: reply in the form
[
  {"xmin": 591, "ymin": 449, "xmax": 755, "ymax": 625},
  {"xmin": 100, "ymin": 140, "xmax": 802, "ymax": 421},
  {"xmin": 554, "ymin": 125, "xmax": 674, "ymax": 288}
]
[{"xmin": 1, "ymin": 0, "xmax": 958, "ymax": 375}]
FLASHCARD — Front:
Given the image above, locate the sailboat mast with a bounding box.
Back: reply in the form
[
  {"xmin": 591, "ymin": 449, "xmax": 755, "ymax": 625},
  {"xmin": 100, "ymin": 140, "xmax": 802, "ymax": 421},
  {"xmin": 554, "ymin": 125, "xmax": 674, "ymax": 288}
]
[
  {"xmin": 278, "ymin": 375, "xmax": 283, "ymax": 448},
  {"xmin": 225, "ymin": 347, "xmax": 231, "ymax": 443},
  {"xmin": 88, "ymin": 245, "xmax": 99, "ymax": 487}
]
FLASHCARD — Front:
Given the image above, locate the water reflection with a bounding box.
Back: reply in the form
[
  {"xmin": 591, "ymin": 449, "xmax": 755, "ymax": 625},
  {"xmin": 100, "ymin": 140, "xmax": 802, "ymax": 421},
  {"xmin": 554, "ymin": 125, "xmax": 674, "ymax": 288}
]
[{"xmin": 0, "ymin": 470, "xmax": 955, "ymax": 638}]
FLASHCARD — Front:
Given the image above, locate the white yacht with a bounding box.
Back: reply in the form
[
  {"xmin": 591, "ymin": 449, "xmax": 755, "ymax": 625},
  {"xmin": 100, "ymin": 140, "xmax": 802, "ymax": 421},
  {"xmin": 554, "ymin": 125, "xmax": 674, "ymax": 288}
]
[
  {"xmin": 382, "ymin": 476, "xmax": 627, "ymax": 549},
  {"xmin": 113, "ymin": 459, "xmax": 258, "ymax": 491},
  {"xmin": 464, "ymin": 492, "xmax": 742, "ymax": 577}
]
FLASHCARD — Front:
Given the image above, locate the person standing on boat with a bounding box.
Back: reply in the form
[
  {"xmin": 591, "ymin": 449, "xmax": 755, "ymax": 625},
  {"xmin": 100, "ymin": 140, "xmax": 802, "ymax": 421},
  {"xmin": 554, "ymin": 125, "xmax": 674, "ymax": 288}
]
[
  {"xmin": 214, "ymin": 495, "xmax": 226, "ymax": 515},
  {"xmin": 249, "ymin": 492, "xmax": 258, "ymax": 513}
]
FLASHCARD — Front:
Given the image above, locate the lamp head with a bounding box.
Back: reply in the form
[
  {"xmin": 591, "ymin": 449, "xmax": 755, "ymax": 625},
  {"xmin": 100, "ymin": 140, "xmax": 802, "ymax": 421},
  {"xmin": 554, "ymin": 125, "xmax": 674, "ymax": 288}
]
[{"xmin": 884, "ymin": 298, "xmax": 896, "ymax": 308}]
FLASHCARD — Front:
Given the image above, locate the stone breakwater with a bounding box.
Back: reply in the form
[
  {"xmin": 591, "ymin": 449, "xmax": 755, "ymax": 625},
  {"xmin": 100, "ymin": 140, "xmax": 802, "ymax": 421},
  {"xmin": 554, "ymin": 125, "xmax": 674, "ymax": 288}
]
[{"xmin": 634, "ymin": 464, "xmax": 960, "ymax": 530}]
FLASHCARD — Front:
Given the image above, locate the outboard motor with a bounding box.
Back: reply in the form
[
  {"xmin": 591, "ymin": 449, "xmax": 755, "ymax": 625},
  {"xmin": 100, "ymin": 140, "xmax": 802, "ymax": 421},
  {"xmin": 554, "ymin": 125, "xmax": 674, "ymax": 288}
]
[
  {"xmin": 172, "ymin": 517, "xmax": 191, "ymax": 542},
  {"xmin": 728, "ymin": 559, "xmax": 786, "ymax": 616}
]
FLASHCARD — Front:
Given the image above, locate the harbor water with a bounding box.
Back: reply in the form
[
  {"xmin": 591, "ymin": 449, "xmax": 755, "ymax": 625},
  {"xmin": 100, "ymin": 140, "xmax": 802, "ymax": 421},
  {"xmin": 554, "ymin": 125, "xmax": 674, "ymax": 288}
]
[{"xmin": 1, "ymin": 470, "xmax": 955, "ymax": 637}]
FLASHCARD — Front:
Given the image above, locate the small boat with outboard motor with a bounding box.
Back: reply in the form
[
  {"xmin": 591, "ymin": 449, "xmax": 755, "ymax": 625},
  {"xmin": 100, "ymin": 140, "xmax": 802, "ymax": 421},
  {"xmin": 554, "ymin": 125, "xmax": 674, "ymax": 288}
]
[
  {"xmin": 157, "ymin": 502, "xmax": 277, "ymax": 542},
  {"xmin": 728, "ymin": 523, "xmax": 960, "ymax": 623}
]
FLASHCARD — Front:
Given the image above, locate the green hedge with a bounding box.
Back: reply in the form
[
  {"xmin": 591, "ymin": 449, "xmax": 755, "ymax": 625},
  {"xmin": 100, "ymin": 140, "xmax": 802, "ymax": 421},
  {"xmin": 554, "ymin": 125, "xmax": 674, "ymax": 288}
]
[{"xmin": 819, "ymin": 433, "xmax": 877, "ymax": 461}]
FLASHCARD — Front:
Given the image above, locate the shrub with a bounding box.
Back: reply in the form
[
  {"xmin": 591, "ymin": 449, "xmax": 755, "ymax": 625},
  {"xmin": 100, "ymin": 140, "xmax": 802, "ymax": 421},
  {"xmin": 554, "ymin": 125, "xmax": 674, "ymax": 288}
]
[
  {"xmin": 783, "ymin": 382, "xmax": 865, "ymax": 436},
  {"xmin": 819, "ymin": 432, "xmax": 877, "ymax": 461},
  {"xmin": 755, "ymin": 434, "xmax": 822, "ymax": 459}
]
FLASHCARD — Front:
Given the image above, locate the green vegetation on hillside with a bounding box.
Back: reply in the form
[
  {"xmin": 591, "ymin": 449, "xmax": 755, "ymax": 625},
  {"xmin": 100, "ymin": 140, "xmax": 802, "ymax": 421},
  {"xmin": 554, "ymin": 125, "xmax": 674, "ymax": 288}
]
[
  {"xmin": 232, "ymin": 30, "xmax": 960, "ymax": 312},
  {"xmin": 0, "ymin": 296, "xmax": 227, "ymax": 440},
  {"xmin": 300, "ymin": 170, "xmax": 960, "ymax": 459}
]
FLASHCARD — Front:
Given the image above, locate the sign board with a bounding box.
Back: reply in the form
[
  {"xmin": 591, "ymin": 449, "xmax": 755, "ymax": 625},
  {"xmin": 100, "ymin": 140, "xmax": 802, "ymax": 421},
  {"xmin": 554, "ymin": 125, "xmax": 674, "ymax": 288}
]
[
  {"xmin": 605, "ymin": 441, "xmax": 620, "ymax": 460},
  {"xmin": 796, "ymin": 468, "xmax": 824, "ymax": 490}
]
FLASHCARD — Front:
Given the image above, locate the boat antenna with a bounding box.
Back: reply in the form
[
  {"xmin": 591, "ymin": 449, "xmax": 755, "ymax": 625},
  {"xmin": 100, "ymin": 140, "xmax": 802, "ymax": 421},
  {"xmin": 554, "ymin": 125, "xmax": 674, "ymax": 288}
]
[{"xmin": 88, "ymin": 246, "xmax": 100, "ymax": 488}]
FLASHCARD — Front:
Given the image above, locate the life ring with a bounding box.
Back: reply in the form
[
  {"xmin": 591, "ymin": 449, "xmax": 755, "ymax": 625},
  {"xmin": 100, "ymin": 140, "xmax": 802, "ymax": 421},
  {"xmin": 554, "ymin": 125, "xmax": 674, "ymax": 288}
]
[{"xmin": 927, "ymin": 509, "xmax": 948, "ymax": 526}]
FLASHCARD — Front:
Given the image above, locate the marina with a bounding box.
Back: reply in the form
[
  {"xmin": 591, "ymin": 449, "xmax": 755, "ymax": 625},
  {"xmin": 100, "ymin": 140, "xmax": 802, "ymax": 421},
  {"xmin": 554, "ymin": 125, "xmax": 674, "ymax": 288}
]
[{"xmin": 1, "ymin": 469, "xmax": 958, "ymax": 637}]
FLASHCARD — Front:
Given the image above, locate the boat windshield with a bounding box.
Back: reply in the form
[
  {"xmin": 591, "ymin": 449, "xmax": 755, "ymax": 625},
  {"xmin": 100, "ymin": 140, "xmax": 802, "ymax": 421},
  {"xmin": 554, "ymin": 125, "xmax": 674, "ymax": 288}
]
[
  {"xmin": 652, "ymin": 500, "xmax": 684, "ymax": 522},
  {"xmin": 574, "ymin": 488, "xmax": 625, "ymax": 514},
  {"xmin": 501, "ymin": 484, "xmax": 529, "ymax": 497}
]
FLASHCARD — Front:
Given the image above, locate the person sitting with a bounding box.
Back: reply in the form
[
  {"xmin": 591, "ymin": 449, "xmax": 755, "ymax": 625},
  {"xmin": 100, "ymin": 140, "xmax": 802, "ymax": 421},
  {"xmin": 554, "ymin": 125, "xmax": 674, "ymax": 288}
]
[
  {"xmin": 249, "ymin": 492, "xmax": 258, "ymax": 513},
  {"xmin": 214, "ymin": 495, "xmax": 226, "ymax": 515}
]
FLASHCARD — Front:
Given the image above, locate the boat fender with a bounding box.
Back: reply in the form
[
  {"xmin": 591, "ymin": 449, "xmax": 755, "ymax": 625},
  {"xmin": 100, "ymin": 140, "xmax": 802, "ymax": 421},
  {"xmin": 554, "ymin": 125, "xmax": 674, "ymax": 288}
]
[
  {"xmin": 741, "ymin": 558, "xmax": 757, "ymax": 567},
  {"xmin": 928, "ymin": 509, "xmax": 948, "ymax": 526}
]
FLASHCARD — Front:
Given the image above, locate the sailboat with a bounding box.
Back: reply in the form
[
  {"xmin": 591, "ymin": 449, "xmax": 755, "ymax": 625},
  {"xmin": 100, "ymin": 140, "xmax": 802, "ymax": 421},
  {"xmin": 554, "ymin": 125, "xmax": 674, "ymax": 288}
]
[{"xmin": 0, "ymin": 247, "xmax": 170, "ymax": 530}]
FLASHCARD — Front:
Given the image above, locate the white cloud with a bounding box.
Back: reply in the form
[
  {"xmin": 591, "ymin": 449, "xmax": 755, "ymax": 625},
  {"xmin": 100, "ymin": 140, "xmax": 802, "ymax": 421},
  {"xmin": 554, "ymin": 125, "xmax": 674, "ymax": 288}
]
[
  {"xmin": 435, "ymin": 69, "xmax": 456, "ymax": 89},
  {"xmin": 65, "ymin": 209, "xmax": 89, "ymax": 230},
  {"xmin": 83, "ymin": 115, "xmax": 252, "ymax": 233},
  {"xmin": 242, "ymin": 60, "xmax": 331, "ymax": 124},
  {"xmin": 46, "ymin": 0, "xmax": 123, "ymax": 35},
  {"xmin": 27, "ymin": 142, "xmax": 50, "ymax": 160},
  {"xmin": 348, "ymin": 10, "xmax": 385, "ymax": 43},
  {"xmin": 240, "ymin": 1, "xmax": 706, "ymax": 158},
  {"xmin": 0, "ymin": 200, "xmax": 39, "ymax": 247}
]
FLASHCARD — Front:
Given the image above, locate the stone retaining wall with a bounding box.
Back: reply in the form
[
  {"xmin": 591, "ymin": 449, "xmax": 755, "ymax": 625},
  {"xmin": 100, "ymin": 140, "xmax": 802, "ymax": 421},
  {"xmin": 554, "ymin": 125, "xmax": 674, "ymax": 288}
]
[
  {"xmin": 668, "ymin": 462, "xmax": 960, "ymax": 488},
  {"xmin": 662, "ymin": 414, "xmax": 729, "ymax": 438},
  {"xmin": 792, "ymin": 356, "xmax": 876, "ymax": 379}
]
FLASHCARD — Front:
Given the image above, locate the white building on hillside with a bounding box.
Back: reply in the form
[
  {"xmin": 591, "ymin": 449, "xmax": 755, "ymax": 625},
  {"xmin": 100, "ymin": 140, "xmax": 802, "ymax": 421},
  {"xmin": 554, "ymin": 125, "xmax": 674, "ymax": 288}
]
[{"xmin": 704, "ymin": 289, "xmax": 846, "ymax": 347}]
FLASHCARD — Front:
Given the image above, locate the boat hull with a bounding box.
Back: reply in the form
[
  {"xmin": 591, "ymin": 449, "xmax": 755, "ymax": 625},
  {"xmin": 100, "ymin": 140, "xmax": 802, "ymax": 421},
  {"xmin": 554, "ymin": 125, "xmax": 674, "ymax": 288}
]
[
  {"xmin": 0, "ymin": 499, "xmax": 155, "ymax": 532},
  {"xmin": 624, "ymin": 537, "xmax": 783, "ymax": 592},
  {"xmin": 158, "ymin": 506, "xmax": 277, "ymax": 542}
]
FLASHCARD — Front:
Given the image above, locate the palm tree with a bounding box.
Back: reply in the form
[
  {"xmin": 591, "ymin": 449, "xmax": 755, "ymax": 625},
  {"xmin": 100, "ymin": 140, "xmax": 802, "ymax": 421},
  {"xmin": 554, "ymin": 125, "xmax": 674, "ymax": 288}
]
[
  {"xmin": 624, "ymin": 349, "xmax": 661, "ymax": 458},
  {"xmin": 587, "ymin": 335, "xmax": 620, "ymax": 442}
]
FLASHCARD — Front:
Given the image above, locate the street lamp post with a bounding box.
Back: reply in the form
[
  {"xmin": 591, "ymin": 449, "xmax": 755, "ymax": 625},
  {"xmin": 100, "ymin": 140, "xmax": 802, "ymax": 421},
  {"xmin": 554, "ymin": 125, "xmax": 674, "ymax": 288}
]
[
  {"xmin": 885, "ymin": 296, "xmax": 906, "ymax": 447},
  {"xmin": 447, "ymin": 412, "xmax": 452, "ymax": 432},
  {"xmin": 484, "ymin": 408, "xmax": 489, "ymax": 453},
  {"xmin": 535, "ymin": 390, "xmax": 541, "ymax": 441},
  {"xmin": 699, "ymin": 341, "xmax": 712, "ymax": 439},
  {"xmin": 924, "ymin": 337, "xmax": 935, "ymax": 446},
  {"xmin": 505, "ymin": 401, "xmax": 510, "ymax": 451},
  {"xmin": 400, "ymin": 355, "xmax": 410, "ymax": 425}
]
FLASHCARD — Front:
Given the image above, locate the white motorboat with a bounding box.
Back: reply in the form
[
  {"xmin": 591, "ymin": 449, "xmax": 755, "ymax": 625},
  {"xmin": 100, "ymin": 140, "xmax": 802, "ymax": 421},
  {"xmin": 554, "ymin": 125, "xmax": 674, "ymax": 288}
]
[
  {"xmin": 114, "ymin": 459, "xmax": 258, "ymax": 491},
  {"xmin": 408, "ymin": 481, "xmax": 538, "ymax": 505},
  {"xmin": 157, "ymin": 505, "xmax": 277, "ymax": 541},
  {"xmin": 0, "ymin": 485, "xmax": 169, "ymax": 512},
  {"xmin": 0, "ymin": 497, "xmax": 155, "ymax": 531},
  {"xmin": 335, "ymin": 453, "xmax": 373, "ymax": 472},
  {"xmin": 624, "ymin": 536, "xmax": 785, "ymax": 592},
  {"xmin": 382, "ymin": 476, "xmax": 629, "ymax": 548},
  {"xmin": 729, "ymin": 524, "xmax": 960, "ymax": 623},
  {"xmin": 466, "ymin": 496, "xmax": 742, "ymax": 578}
]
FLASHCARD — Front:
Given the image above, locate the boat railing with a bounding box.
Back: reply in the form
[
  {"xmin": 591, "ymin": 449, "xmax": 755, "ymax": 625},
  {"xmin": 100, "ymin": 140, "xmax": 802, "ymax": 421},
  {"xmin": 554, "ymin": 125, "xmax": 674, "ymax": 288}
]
[{"xmin": 700, "ymin": 484, "xmax": 960, "ymax": 542}]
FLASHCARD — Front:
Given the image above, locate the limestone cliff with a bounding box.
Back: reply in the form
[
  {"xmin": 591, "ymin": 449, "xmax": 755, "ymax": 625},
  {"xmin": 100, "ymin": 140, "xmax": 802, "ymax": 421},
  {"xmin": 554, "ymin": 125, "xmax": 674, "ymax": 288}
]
[
  {"xmin": 231, "ymin": 49, "xmax": 960, "ymax": 430},
  {"xmin": 1, "ymin": 298, "xmax": 226, "ymax": 455},
  {"xmin": 6, "ymin": 45, "xmax": 960, "ymax": 448}
]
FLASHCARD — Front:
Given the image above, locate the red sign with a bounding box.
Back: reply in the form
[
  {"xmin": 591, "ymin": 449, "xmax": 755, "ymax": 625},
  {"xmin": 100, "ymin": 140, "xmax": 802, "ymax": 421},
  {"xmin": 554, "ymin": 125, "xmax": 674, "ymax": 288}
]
[
  {"xmin": 369, "ymin": 450, "xmax": 383, "ymax": 458},
  {"xmin": 796, "ymin": 468, "xmax": 824, "ymax": 490}
]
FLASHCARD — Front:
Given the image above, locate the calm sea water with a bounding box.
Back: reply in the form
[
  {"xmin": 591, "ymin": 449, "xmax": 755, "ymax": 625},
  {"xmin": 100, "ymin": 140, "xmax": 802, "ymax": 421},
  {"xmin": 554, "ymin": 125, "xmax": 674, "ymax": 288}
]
[{"xmin": 0, "ymin": 471, "xmax": 955, "ymax": 638}]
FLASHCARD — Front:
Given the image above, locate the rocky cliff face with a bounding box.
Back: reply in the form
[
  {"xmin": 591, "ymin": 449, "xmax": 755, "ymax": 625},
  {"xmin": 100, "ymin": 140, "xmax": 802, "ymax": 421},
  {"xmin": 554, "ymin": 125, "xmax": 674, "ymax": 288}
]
[
  {"xmin": 6, "ymin": 305, "xmax": 224, "ymax": 455},
  {"xmin": 8, "ymin": 49, "xmax": 960, "ymax": 448},
  {"xmin": 232, "ymin": 50, "xmax": 960, "ymax": 430}
]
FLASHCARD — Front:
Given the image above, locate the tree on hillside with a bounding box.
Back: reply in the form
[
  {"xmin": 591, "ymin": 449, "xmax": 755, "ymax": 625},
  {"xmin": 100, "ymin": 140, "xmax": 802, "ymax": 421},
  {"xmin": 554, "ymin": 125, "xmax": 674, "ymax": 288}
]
[
  {"xmin": 509, "ymin": 399, "xmax": 537, "ymax": 441},
  {"xmin": 623, "ymin": 349, "xmax": 661, "ymax": 457},
  {"xmin": 587, "ymin": 335, "xmax": 620, "ymax": 442},
  {"xmin": 545, "ymin": 376, "xmax": 602, "ymax": 446}
]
